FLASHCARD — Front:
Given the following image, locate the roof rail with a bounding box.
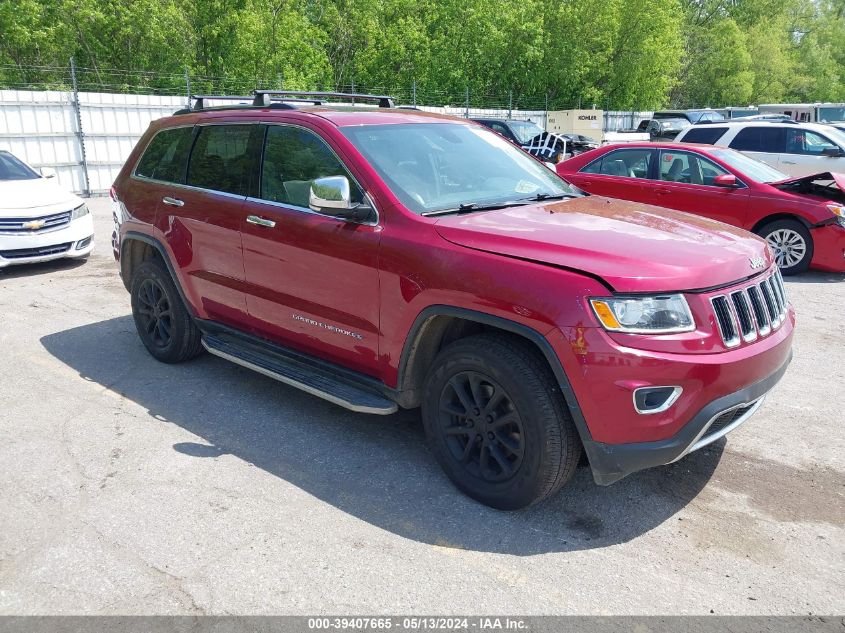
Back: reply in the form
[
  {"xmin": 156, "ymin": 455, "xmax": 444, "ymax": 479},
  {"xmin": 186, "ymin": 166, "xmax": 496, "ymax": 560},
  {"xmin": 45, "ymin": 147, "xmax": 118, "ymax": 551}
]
[
  {"xmin": 189, "ymin": 95, "xmax": 254, "ymax": 110},
  {"xmin": 175, "ymin": 94, "xmax": 321, "ymax": 115},
  {"xmin": 252, "ymin": 90, "xmax": 395, "ymax": 108}
]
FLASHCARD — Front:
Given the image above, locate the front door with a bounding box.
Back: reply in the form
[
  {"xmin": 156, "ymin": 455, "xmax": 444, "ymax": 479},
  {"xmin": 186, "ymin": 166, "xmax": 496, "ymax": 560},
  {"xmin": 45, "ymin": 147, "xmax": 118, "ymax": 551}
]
[
  {"xmin": 779, "ymin": 128, "xmax": 845, "ymax": 177},
  {"xmin": 650, "ymin": 149, "xmax": 750, "ymax": 227},
  {"xmin": 241, "ymin": 123, "xmax": 381, "ymax": 376}
]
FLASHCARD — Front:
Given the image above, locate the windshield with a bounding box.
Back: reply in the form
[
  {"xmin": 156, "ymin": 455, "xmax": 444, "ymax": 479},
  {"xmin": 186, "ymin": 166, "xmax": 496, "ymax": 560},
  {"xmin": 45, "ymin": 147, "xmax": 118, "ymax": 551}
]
[
  {"xmin": 0, "ymin": 151, "xmax": 40, "ymax": 181},
  {"xmin": 818, "ymin": 107, "xmax": 845, "ymax": 123},
  {"xmin": 507, "ymin": 120, "xmax": 545, "ymax": 144},
  {"xmin": 710, "ymin": 148, "xmax": 788, "ymax": 183},
  {"xmin": 341, "ymin": 123, "xmax": 579, "ymax": 215}
]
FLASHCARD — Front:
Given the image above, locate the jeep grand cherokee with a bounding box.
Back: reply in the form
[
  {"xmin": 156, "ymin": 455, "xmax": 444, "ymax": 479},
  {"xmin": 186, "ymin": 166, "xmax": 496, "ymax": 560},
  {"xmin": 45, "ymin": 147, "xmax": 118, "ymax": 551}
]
[{"xmin": 111, "ymin": 91, "xmax": 794, "ymax": 509}]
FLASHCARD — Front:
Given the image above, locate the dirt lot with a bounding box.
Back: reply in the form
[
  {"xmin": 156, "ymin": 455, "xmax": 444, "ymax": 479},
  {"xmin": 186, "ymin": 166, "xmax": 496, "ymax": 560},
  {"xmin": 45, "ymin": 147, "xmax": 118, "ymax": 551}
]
[{"xmin": 0, "ymin": 198, "xmax": 843, "ymax": 615}]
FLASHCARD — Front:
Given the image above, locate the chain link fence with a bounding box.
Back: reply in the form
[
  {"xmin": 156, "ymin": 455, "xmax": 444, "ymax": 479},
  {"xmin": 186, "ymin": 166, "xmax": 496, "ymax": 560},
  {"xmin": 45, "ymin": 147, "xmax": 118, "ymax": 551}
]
[{"xmin": 0, "ymin": 62, "xmax": 652, "ymax": 195}]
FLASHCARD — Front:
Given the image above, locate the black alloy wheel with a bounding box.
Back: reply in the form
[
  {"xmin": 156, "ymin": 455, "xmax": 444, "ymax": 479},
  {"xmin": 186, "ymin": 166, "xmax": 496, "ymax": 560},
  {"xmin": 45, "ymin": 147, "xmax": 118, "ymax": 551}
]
[{"xmin": 437, "ymin": 371, "xmax": 525, "ymax": 482}]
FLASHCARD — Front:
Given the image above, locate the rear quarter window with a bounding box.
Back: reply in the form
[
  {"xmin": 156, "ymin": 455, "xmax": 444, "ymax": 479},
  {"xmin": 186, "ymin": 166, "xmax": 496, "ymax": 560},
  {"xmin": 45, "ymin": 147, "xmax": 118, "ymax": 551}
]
[
  {"xmin": 135, "ymin": 127, "xmax": 193, "ymax": 183},
  {"xmin": 679, "ymin": 127, "xmax": 728, "ymax": 145}
]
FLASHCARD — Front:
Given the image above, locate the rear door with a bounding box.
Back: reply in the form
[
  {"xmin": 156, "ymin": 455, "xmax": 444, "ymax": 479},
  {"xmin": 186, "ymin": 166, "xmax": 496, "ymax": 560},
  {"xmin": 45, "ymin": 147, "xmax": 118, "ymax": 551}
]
[
  {"xmin": 240, "ymin": 122, "xmax": 381, "ymax": 376},
  {"xmin": 156, "ymin": 122, "xmax": 259, "ymax": 328},
  {"xmin": 650, "ymin": 148, "xmax": 750, "ymax": 226},
  {"xmin": 572, "ymin": 147, "xmax": 656, "ymax": 204}
]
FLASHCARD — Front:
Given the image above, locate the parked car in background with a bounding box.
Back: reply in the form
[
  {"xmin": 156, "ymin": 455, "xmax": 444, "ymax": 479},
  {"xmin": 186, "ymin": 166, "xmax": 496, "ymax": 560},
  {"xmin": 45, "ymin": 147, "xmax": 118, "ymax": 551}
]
[
  {"xmin": 654, "ymin": 109, "xmax": 725, "ymax": 124},
  {"xmin": 674, "ymin": 121, "xmax": 845, "ymax": 177},
  {"xmin": 715, "ymin": 107, "xmax": 759, "ymax": 120},
  {"xmin": 557, "ymin": 142, "xmax": 845, "ymax": 275},
  {"xmin": 0, "ymin": 150, "xmax": 94, "ymax": 269},
  {"xmin": 112, "ymin": 91, "xmax": 793, "ymax": 509},
  {"xmin": 471, "ymin": 118, "xmax": 568, "ymax": 162},
  {"xmin": 643, "ymin": 118, "xmax": 692, "ymax": 141}
]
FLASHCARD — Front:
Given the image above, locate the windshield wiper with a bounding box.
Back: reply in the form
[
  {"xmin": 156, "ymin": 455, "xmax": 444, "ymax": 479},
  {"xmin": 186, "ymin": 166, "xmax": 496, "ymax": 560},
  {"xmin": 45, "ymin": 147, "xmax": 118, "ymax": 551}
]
[
  {"xmin": 421, "ymin": 200, "xmax": 531, "ymax": 217},
  {"xmin": 518, "ymin": 192, "xmax": 579, "ymax": 202}
]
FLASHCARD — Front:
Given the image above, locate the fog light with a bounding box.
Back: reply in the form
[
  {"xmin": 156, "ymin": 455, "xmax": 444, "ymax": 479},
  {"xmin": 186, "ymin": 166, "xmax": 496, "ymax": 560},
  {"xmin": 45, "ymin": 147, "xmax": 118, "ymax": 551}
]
[
  {"xmin": 75, "ymin": 236, "xmax": 92, "ymax": 250},
  {"xmin": 633, "ymin": 386, "xmax": 682, "ymax": 414}
]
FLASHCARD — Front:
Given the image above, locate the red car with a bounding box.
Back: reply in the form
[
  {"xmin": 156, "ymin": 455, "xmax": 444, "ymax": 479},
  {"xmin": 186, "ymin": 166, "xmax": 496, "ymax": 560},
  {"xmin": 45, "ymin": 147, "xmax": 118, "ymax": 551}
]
[
  {"xmin": 111, "ymin": 92, "xmax": 793, "ymax": 509},
  {"xmin": 557, "ymin": 142, "xmax": 845, "ymax": 275}
]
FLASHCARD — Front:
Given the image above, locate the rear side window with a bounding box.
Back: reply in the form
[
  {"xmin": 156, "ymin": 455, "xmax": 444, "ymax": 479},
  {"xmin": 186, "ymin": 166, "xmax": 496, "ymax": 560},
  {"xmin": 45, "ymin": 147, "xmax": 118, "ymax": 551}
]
[
  {"xmin": 729, "ymin": 127, "xmax": 784, "ymax": 153},
  {"xmin": 260, "ymin": 125, "xmax": 363, "ymax": 208},
  {"xmin": 680, "ymin": 127, "xmax": 728, "ymax": 145},
  {"xmin": 187, "ymin": 125, "xmax": 252, "ymax": 195},
  {"xmin": 135, "ymin": 127, "xmax": 193, "ymax": 183},
  {"xmin": 581, "ymin": 149, "xmax": 653, "ymax": 178}
]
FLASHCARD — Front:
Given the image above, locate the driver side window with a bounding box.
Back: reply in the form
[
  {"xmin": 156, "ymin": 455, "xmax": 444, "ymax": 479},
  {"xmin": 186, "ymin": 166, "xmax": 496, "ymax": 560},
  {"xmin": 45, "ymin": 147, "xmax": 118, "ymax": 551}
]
[
  {"xmin": 785, "ymin": 129, "xmax": 838, "ymax": 155},
  {"xmin": 658, "ymin": 150, "xmax": 729, "ymax": 185},
  {"xmin": 260, "ymin": 125, "xmax": 363, "ymax": 208}
]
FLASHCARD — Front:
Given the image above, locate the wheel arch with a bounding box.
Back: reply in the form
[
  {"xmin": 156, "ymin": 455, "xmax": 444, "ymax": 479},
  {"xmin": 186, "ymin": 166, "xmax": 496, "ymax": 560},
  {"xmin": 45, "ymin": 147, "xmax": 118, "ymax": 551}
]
[
  {"xmin": 120, "ymin": 232, "xmax": 195, "ymax": 317},
  {"xmin": 751, "ymin": 213, "xmax": 813, "ymax": 234},
  {"xmin": 395, "ymin": 306, "xmax": 593, "ymax": 444}
]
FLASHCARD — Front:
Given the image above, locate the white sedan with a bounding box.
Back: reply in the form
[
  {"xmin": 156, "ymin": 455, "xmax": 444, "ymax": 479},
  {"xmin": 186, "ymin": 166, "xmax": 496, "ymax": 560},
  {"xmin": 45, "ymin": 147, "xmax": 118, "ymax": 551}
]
[{"xmin": 0, "ymin": 151, "xmax": 94, "ymax": 268}]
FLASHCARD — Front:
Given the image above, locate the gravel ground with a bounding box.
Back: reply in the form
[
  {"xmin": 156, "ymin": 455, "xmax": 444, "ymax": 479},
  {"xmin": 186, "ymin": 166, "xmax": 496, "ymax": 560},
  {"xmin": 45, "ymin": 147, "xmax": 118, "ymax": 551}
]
[{"xmin": 0, "ymin": 198, "xmax": 842, "ymax": 615}]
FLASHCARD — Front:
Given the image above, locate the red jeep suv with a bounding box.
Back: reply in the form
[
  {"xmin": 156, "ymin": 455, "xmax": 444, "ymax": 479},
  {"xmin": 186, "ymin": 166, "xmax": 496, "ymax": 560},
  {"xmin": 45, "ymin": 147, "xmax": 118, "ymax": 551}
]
[{"xmin": 111, "ymin": 91, "xmax": 794, "ymax": 509}]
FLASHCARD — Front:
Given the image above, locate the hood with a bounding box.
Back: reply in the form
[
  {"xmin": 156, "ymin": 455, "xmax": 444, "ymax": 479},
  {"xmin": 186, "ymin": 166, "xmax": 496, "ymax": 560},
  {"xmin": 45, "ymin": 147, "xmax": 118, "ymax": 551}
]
[
  {"xmin": 434, "ymin": 197, "xmax": 773, "ymax": 293},
  {"xmin": 773, "ymin": 171, "xmax": 845, "ymax": 188},
  {"xmin": 772, "ymin": 171, "xmax": 845, "ymax": 205},
  {"xmin": 0, "ymin": 178, "xmax": 81, "ymax": 216}
]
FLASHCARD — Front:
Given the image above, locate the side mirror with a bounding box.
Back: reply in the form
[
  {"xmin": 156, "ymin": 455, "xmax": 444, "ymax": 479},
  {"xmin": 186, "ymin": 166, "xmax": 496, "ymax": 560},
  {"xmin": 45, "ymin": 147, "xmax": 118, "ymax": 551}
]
[
  {"xmin": 822, "ymin": 147, "xmax": 845, "ymax": 157},
  {"xmin": 309, "ymin": 176, "xmax": 373, "ymax": 222},
  {"xmin": 713, "ymin": 174, "xmax": 739, "ymax": 188},
  {"xmin": 40, "ymin": 167, "xmax": 56, "ymax": 179}
]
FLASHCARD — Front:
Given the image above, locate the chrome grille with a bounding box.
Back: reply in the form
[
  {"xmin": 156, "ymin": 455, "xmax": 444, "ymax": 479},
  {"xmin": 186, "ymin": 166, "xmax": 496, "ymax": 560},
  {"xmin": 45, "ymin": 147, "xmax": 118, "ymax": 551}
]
[
  {"xmin": 711, "ymin": 268, "xmax": 788, "ymax": 347},
  {"xmin": 0, "ymin": 210, "xmax": 72, "ymax": 234}
]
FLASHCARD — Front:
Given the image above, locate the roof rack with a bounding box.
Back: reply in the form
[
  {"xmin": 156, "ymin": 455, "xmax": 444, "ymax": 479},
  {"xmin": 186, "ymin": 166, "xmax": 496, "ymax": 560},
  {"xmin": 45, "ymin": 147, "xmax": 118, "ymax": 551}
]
[
  {"xmin": 252, "ymin": 90, "xmax": 395, "ymax": 108},
  {"xmin": 191, "ymin": 95, "xmax": 253, "ymax": 111}
]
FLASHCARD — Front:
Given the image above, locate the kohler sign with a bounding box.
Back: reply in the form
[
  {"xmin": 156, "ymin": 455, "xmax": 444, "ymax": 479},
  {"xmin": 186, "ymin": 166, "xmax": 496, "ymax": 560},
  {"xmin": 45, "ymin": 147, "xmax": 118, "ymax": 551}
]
[{"xmin": 547, "ymin": 109, "xmax": 604, "ymax": 136}]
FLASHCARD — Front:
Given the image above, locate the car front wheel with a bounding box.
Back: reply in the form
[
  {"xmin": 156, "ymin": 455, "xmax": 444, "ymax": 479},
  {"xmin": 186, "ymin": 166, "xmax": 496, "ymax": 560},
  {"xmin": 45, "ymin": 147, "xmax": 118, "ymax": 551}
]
[
  {"xmin": 421, "ymin": 334, "xmax": 581, "ymax": 510},
  {"xmin": 758, "ymin": 219, "xmax": 813, "ymax": 275}
]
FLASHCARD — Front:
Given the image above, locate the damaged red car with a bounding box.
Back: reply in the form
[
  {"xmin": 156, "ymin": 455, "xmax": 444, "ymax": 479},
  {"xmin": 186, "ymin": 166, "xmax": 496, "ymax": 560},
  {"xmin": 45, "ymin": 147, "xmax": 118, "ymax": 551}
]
[{"xmin": 557, "ymin": 142, "xmax": 845, "ymax": 275}]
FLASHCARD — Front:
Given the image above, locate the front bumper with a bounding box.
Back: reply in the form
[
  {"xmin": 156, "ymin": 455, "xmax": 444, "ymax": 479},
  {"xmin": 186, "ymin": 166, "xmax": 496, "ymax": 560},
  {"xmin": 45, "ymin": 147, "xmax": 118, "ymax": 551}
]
[
  {"xmin": 582, "ymin": 350, "xmax": 792, "ymax": 485},
  {"xmin": 0, "ymin": 215, "xmax": 94, "ymax": 268},
  {"xmin": 810, "ymin": 223, "xmax": 845, "ymax": 273}
]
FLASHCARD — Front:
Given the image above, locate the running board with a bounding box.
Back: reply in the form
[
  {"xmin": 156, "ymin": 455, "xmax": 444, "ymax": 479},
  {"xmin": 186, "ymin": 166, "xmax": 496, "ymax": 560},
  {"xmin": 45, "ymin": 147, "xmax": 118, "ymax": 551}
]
[{"xmin": 201, "ymin": 333, "xmax": 398, "ymax": 415}]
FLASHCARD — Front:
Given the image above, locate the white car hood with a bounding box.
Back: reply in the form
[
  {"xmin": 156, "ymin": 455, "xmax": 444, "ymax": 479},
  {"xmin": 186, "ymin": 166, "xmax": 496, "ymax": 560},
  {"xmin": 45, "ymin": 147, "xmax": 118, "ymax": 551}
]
[{"xmin": 0, "ymin": 178, "xmax": 81, "ymax": 217}]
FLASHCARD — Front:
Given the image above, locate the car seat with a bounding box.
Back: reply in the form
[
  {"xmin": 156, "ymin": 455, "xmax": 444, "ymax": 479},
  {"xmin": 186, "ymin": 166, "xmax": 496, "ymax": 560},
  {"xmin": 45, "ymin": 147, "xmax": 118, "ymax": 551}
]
[{"xmin": 666, "ymin": 159, "xmax": 684, "ymax": 181}]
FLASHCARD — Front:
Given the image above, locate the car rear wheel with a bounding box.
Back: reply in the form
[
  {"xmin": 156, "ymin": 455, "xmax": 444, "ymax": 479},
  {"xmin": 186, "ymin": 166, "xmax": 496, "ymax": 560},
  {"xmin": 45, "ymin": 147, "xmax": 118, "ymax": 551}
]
[
  {"xmin": 421, "ymin": 334, "xmax": 581, "ymax": 510},
  {"xmin": 130, "ymin": 260, "xmax": 204, "ymax": 363},
  {"xmin": 757, "ymin": 219, "xmax": 813, "ymax": 275}
]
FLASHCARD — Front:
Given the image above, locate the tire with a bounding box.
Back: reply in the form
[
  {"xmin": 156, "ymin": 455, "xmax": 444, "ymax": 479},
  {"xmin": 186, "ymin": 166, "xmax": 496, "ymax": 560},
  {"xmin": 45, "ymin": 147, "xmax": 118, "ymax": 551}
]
[
  {"xmin": 757, "ymin": 219, "xmax": 813, "ymax": 275},
  {"xmin": 130, "ymin": 259, "xmax": 204, "ymax": 363},
  {"xmin": 421, "ymin": 333, "xmax": 581, "ymax": 510}
]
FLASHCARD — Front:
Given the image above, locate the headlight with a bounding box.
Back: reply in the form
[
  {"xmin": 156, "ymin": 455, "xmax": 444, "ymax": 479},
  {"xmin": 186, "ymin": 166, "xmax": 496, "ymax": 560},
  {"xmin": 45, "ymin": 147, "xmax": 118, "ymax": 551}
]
[
  {"xmin": 827, "ymin": 204, "xmax": 845, "ymax": 227},
  {"xmin": 71, "ymin": 203, "xmax": 89, "ymax": 220},
  {"xmin": 589, "ymin": 295, "xmax": 695, "ymax": 334}
]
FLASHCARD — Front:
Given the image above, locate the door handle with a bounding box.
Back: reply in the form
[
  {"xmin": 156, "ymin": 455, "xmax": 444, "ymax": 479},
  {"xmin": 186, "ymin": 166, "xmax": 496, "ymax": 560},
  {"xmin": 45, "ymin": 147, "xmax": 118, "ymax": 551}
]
[
  {"xmin": 655, "ymin": 188, "xmax": 671, "ymax": 195},
  {"xmin": 246, "ymin": 215, "xmax": 276, "ymax": 228},
  {"xmin": 162, "ymin": 196, "xmax": 184, "ymax": 207},
  {"xmin": 782, "ymin": 160, "xmax": 797, "ymax": 165}
]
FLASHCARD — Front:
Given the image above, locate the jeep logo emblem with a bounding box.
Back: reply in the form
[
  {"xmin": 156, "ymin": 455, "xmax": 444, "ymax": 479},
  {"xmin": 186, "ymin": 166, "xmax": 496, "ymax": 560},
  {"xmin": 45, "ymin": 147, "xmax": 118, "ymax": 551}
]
[{"xmin": 749, "ymin": 256, "xmax": 766, "ymax": 269}]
